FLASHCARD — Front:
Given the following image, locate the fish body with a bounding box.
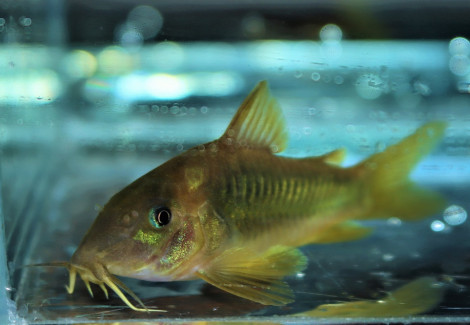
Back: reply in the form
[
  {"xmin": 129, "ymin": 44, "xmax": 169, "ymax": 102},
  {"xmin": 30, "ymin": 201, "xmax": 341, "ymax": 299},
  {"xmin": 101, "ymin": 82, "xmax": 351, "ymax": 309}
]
[{"xmin": 64, "ymin": 81, "xmax": 446, "ymax": 310}]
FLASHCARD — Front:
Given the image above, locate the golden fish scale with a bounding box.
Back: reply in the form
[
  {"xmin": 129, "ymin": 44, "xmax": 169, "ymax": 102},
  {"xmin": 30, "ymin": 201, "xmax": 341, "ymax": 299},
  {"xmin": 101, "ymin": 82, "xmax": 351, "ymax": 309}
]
[{"xmin": 199, "ymin": 143, "xmax": 364, "ymax": 247}]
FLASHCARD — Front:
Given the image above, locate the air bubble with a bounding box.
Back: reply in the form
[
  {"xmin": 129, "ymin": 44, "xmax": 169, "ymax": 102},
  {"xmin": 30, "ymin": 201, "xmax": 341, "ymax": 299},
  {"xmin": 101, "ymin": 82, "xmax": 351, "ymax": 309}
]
[
  {"xmin": 311, "ymin": 72, "xmax": 321, "ymax": 81},
  {"xmin": 319, "ymin": 24, "xmax": 342, "ymax": 42},
  {"xmin": 200, "ymin": 106, "xmax": 209, "ymax": 114},
  {"xmin": 355, "ymin": 73, "xmax": 383, "ymax": 100},
  {"xmin": 0, "ymin": 18, "xmax": 5, "ymax": 26},
  {"xmin": 449, "ymin": 54, "xmax": 470, "ymax": 76},
  {"xmin": 170, "ymin": 105, "xmax": 180, "ymax": 114},
  {"xmin": 334, "ymin": 75, "xmax": 344, "ymax": 85},
  {"xmin": 449, "ymin": 37, "xmax": 470, "ymax": 56},
  {"xmin": 294, "ymin": 71, "xmax": 303, "ymax": 79},
  {"xmin": 19, "ymin": 16, "xmax": 32, "ymax": 27},
  {"xmin": 443, "ymin": 205, "xmax": 467, "ymax": 226}
]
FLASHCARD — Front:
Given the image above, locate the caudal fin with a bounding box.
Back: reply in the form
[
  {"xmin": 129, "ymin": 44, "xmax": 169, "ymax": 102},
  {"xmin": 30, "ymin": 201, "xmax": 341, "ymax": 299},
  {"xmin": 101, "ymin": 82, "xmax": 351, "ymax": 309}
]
[{"xmin": 357, "ymin": 122, "xmax": 447, "ymax": 221}]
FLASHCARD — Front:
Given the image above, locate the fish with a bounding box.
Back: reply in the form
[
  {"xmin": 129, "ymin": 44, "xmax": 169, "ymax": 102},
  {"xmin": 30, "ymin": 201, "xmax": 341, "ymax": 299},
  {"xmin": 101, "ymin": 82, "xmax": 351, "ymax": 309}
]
[{"xmin": 40, "ymin": 81, "xmax": 447, "ymax": 312}]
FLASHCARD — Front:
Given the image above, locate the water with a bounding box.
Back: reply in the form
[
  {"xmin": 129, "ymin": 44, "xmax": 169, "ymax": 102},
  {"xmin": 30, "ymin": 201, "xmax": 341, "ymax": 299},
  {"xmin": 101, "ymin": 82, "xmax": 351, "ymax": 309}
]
[{"xmin": 1, "ymin": 1, "xmax": 470, "ymax": 324}]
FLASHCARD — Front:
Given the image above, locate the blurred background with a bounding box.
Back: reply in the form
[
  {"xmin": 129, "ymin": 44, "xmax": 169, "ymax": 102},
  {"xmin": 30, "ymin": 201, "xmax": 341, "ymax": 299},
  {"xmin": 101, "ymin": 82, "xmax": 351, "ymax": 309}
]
[{"xmin": 1, "ymin": 0, "xmax": 470, "ymax": 323}]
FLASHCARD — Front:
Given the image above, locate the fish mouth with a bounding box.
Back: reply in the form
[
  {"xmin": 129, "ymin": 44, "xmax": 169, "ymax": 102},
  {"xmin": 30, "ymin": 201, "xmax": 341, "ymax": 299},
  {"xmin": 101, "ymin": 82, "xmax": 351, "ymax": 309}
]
[{"xmin": 30, "ymin": 261, "xmax": 165, "ymax": 312}]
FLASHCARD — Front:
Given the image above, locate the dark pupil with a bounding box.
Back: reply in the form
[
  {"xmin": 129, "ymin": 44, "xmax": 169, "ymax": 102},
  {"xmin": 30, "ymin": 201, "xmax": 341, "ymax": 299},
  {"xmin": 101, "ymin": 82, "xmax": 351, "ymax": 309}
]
[{"xmin": 156, "ymin": 208, "xmax": 171, "ymax": 226}]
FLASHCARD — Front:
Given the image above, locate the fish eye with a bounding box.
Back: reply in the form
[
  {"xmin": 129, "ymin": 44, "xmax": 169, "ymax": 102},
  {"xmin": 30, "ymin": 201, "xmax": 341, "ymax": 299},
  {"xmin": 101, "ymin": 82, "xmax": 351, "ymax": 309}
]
[{"xmin": 149, "ymin": 207, "xmax": 172, "ymax": 228}]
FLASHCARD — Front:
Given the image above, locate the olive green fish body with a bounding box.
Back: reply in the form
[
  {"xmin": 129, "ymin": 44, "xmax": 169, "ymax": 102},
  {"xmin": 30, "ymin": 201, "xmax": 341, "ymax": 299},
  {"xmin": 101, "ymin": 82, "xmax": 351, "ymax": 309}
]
[
  {"xmin": 53, "ymin": 81, "xmax": 447, "ymax": 310},
  {"xmin": 199, "ymin": 145, "xmax": 363, "ymax": 250}
]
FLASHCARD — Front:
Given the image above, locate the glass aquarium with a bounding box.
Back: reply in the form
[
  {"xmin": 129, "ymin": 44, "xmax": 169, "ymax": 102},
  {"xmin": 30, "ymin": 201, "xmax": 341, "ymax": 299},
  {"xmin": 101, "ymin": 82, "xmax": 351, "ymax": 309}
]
[{"xmin": 1, "ymin": 0, "xmax": 470, "ymax": 323}]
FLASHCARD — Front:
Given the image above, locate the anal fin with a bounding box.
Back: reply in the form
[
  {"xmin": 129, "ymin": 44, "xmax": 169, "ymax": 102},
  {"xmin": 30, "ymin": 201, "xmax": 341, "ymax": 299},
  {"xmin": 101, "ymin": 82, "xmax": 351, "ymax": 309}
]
[
  {"xmin": 310, "ymin": 221, "xmax": 372, "ymax": 244},
  {"xmin": 197, "ymin": 246, "xmax": 306, "ymax": 305}
]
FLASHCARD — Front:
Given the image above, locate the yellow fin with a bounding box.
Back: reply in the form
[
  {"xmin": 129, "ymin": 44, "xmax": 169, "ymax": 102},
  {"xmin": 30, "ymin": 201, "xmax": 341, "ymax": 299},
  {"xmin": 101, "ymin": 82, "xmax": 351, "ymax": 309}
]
[
  {"xmin": 197, "ymin": 246, "xmax": 306, "ymax": 305},
  {"xmin": 295, "ymin": 276, "xmax": 445, "ymax": 317},
  {"xmin": 222, "ymin": 81, "xmax": 288, "ymax": 153},
  {"xmin": 357, "ymin": 122, "xmax": 447, "ymax": 220},
  {"xmin": 309, "ymin": 221, "xmax": 372, "ymax": 244},
  {"xmin": 321, "ymin": 148, "xmax": 346, "ymax": 165}
]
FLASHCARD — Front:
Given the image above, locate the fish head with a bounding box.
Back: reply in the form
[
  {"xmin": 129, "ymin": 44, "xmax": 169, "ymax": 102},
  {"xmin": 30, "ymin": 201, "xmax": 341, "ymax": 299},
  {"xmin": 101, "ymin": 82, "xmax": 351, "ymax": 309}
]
[{"xmin": 71, "ymin": 163, "xmax": 206, "ymax": 285}]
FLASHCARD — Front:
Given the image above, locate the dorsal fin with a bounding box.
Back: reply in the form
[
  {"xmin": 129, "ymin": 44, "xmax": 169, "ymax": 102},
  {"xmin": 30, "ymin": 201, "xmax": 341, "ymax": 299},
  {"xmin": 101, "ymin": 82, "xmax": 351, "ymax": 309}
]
[{"xmin": 221, "ymin": 81, "xmax": 288, "ymax": 153}]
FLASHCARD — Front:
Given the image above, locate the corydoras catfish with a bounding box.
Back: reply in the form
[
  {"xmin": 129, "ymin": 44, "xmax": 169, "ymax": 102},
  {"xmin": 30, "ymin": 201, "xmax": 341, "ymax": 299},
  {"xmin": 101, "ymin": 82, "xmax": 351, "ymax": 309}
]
[{"xmin": 42, "ymin": 81, "xmax": 446, "ymax": 311}]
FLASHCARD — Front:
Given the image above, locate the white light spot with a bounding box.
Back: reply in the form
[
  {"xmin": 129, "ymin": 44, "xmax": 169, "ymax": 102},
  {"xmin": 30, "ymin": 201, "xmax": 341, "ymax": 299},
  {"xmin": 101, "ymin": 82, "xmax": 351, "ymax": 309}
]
[
  {"xmin": 430, "ymin": 220, "xmax": 445, "ymax": 232},
  {"xmin": 145, "ymin": 74, "xmax": 190, "ymax": 100},
  {"xmin": 443, "ymin": 205, "xmax": 467, "ymax": 226},
  {"xmin": 296, "ymin": 272, "xmax": 305, "ymax": 278},
  {"xmin": 387, "ymin": 217, "xmax": 402, "ymax": 227},
  {"xmin": 382, "ymin": 254, "xmax": 395, "ymax": 262}
]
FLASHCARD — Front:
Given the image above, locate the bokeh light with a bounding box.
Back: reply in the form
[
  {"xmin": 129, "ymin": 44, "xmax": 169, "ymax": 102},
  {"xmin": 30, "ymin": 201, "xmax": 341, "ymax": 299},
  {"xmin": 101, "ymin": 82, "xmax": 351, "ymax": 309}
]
[
  {"xmin": 62, "ymin": 50, "xmax": 97, "ymax": 79},
  {"xmin": 430, "ymin": 220, "xmax": 445, "ymax": 232},
  {"xmin": 443, "ymin": 205, "xmax": 467, "ymax": 226}
]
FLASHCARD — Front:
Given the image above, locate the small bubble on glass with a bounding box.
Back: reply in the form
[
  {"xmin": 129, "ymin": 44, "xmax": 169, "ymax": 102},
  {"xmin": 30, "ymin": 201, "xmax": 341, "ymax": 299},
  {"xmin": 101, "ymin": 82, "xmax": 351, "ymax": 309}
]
[
  {"xmin": 334, "ymin": 75, "xmax": 344, "ymax": 85},
  {"xmin": 19, "ymin": 16, "xmax": 32, "ymax": 27},
  {"xmin": 311, "ymin": 72, "xmax": 321, "ymax": 81}
]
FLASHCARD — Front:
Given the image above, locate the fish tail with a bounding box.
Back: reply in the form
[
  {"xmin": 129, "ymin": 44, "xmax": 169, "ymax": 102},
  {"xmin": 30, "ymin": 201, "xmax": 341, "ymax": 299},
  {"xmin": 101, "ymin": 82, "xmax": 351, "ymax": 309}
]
[{"xmin": 357, "ymin": 121, "xmax": 447, "ymax": 221}]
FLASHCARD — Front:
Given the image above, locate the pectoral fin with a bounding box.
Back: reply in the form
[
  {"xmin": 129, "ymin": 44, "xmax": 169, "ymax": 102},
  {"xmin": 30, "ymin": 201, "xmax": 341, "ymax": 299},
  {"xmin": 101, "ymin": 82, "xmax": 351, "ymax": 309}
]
[{"xmin": 197, "ymin": 246, "xmax": 307, "ymax": 305}]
